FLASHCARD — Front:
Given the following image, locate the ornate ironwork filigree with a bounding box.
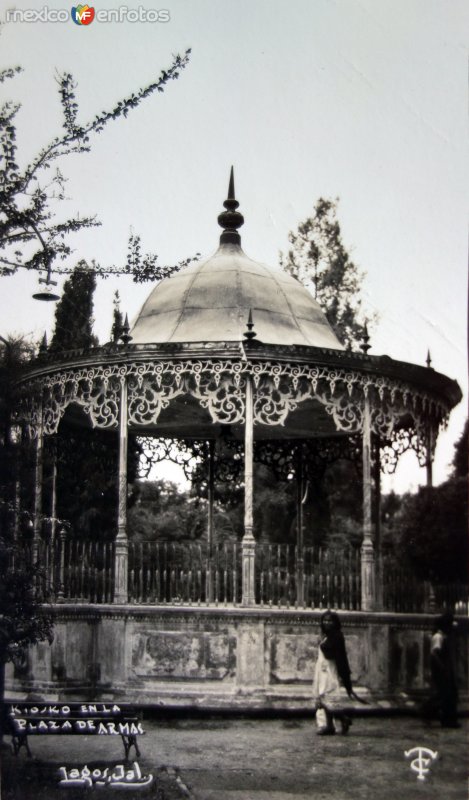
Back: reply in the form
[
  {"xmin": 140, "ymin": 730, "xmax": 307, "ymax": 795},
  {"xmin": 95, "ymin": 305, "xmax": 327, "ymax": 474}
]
[
  {"xmin": 18, "ymin": 358, "xmax": 451, "ymax": 479},
  {"xmin": 380, "ymin": 427, "xmax": 429, "ymax": 475},
  {"xmin": 136, "ymin": 437, "xmax": 210, "ymax": 480}
]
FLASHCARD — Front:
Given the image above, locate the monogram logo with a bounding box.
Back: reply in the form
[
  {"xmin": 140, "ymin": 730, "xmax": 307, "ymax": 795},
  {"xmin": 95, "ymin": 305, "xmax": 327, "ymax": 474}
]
[{"xmin": 404, "ymin": 747, "xmax": 438, "ymax": 781}]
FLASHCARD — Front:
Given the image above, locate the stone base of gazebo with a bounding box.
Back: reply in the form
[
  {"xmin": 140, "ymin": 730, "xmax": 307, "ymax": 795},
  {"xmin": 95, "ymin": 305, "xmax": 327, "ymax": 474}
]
[{"xmin": 5, "ymin": 606, "xmax": 468, "ymax": 711}]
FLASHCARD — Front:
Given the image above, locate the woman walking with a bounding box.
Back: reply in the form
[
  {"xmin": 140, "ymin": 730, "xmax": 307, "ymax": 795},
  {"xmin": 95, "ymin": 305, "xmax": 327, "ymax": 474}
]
[{"xmin": 313, "ymin": 610, "xmax": 354, "ymax": 735}]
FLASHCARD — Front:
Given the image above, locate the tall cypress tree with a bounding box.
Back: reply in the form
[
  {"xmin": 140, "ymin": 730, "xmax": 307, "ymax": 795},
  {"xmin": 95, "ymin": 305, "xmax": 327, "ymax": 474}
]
[{"xmin": 50, "ymin": 261, "xmax": 98, "ymax": 352}]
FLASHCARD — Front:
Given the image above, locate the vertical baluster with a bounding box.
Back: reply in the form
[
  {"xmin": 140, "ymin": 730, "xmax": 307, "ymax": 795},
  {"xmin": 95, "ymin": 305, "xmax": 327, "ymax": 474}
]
[
  {"xmin": 100, "ymin": 541, "xmax": 105, "ymax": 603},
  {"xmin": 149, "ymin": 541, "xmax": 155, "ymax": 603},
  {"xmin": 128, "ymin": 540, "xmax": 134, "ymax": 602},
  {"xmin": 232, "ymin": 542, "xmax": 237, "ymax": 606},
  {"xmin": 306, "ymin": 547, "xmax": 312, "ymax": 609},
  {"xmin": 88, "ymin": 541, "xmax": 94, "ymax": 603},
  {"xmin": 151, "ymin": 542, "xmax": 158, "ymax": 603},
  {"xmin": 109, "ymin": 541, "xmax": 114, "ymax": 603},
  {"xmin": 211, "ymin": 541, "xmax": 216, "ymax": 605},
  {"xmin": 147, "ymin": 541, "xmax": 152, "ymax": 602},
  {"xmin": 65, "ymin": 538, "xmax": 70, "ymax": 598},
  {"xmin": 318, "ymin": 573, "xmax": 324, "ymax": 609},
  {"xmin": 144, "ymin": 541, "xmax": 150, "ymax": 603},
  {"xmin": 70, "ymin": 539, "xmax": 76, "ymax": 598},
  {"xmin": 103, "ymin": 542, "xmax": 108, "ymax": 603},
  {"xmin": 273, "ymin": 545, "xmax": 282, "ymax": 607},
  {"xmin": 134, "ymin": 539, "xmax": 139, "ymax": 603},
  {"xmin": 67, "ymin": 539, "xmax": 73, "ymax": 598},
  {"xmin": 169, "ymin": 543, "xmax": 175, "ymax": 603},
  {"xmin": 265, "ymin": 545, "xmax": 271, "ymax": 608},
  {"xmin": 135, "ymin": 542, "xmax": 141, "ymax": 603},
  {"xmin": 129, "ymin": 542, "xmax": 138, "ymax": 603},
  {"xmin": 207, "ymin": 541, "xmax": 211, "ymax": 603},
  {"xmin": 83, "ymin": 540, "xmax": 88, "ymax": 601},
  {"xmin": 78, "ymin": 541, "xmax": 85, "ymax": 600},
  {"xmin": 98, "ymin": 540, "xmax": 103, "ymax": 604},
  {"xmin": 155, "ymin": 543, "xmax": 161, "ymax": 603},
  {"xmin": 71, "ymin": 539, "xmax": 78, "ymax": 598},
  {"xmin": 75, "ymin": 539, "xmax": 81, "ymax": 599},
  {"xmin": 194, "ymin": 544, "xmax": 200, "ymax": 606},
  {"xmin": 97, "ymin": 540, "xmax": 102, "ymax": 604},
  {"xmin": 163, "ymin": 542, "xmax": 169, "ymax": 604},
  {"xmin": 79, "ymin": 539, "xmax": 88, "ymax": 603}
]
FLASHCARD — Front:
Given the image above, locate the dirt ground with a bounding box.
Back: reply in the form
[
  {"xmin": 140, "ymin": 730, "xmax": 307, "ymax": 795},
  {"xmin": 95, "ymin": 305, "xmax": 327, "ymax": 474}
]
[{"xmin": 2, "ymin": 713, "xmax": 468, "ymax": 800}]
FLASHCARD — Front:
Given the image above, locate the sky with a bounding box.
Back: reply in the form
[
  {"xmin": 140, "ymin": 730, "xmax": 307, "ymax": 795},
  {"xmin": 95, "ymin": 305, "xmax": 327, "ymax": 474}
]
[{"xmin": 0, "ymin": 0, "xmax": 467, "ymax": 493}]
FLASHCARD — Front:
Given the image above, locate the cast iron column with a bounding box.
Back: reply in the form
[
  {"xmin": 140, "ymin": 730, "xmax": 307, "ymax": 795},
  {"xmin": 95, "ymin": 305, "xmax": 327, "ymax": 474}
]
[
  {"xmin": 50, "ymin": 436, "xmax": 58, "ymax": 542},
  {"xmin": 360, "ymin": 394, "xmax": 375, "ymax": 610},
  {"xmin": 242, "ymin": 373, "xmax": 256, "ymax": 606},
  {"xmin": 207, "ymin": 439, "xmax": 215, "ymax": 602},
  {"xmin": 32, "ymin": 404, "xmax": 44, "ymax": 566},
  {"xmin": 296, "ymin": 444, "xmax": 305, "ymax": 607},
  {"xmin": 114, "ymin": 377, "xmax": 129, "ymax": 603},
  {"xmin": 12, "ymin": 424, "xmax": 23, "ymax": 541},
  {"xmin": 373, "ymin": 437, "xmax": 383, "ymax": 610}
]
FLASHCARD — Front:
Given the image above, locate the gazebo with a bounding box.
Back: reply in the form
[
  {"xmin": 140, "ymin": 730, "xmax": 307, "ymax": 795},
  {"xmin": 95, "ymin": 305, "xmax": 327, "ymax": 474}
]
[{"xmin": 7, "ymin": 172, "xmax": 465, "ymax": 709}]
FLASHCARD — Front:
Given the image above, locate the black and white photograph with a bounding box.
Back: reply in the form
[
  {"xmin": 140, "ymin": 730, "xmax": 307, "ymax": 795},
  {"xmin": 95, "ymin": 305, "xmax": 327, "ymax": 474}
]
[{"xmin": 0, "ymin": 1, "xmax": 467, "ymax": 798}]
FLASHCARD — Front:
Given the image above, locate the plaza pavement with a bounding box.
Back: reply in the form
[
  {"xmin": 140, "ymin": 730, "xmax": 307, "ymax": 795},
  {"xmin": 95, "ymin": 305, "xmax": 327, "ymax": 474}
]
[{"xmin": 2, "ymin": 712, "xmax": 468, "ymax": 800}]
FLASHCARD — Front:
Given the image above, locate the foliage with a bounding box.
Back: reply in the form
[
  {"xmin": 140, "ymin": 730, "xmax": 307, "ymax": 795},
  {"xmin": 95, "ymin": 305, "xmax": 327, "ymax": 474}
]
[
  {"xmin": 0, "ymin": 333, "xmax": 36, "ymax": 448},
  {"xmin": 451, "ymin": 418, "xmax": 468, "ymax": 479},
  {"xmin": 279, "ymin": 197, "xmax": 375, "ymax": 349},
  {"xmin": 111, "ymin": 290, "xmax": 123, "ymax": 343},
  {"xmin": 0, "ymin": 531, "xmax": 53, "ymax": 666},
  {"xmin": 54, "ymin": 426, "xmax": 118, "ymax": 541},
  {"xmin": 0, "ymin": 337, "xmax": 53, "ymax": 672},
  {"xmin": 0, "ymin": 52, "xmax": 193, "ymax": 281},
  {"xmin": 49, "ymin": 261, "xmax": 98, "ymax": 352},
  {"xmin": 393, "ymin": 479, "xmax": 468, "ymax": 583},
  {"xmin": 128, "ymin": 479, "xmax": 207, "ymax": 542},
  {"xmin": 381, "ymin": 422, "xmax": 469, "ymax": 582}
]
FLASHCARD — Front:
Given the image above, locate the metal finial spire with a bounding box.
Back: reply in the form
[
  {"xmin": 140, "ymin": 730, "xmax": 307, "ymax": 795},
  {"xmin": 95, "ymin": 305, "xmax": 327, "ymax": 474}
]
[
  {"xmin": 426, "ymin": 349, "xmax": 432, "ymax": 368},
  {"xmin": 218, "ymin": 167, "xmax": 244, "ymax": 246},
  {"xmin": 228, "ymin": 165, "xmax": 236, "ymax": 200},
  {"xmin": 360, "ymin": 323, "xmax": 371, "ymax": 354},
  {"xmin": 243, "ymin": 308, "xmax": 257, "ymax": 341}
]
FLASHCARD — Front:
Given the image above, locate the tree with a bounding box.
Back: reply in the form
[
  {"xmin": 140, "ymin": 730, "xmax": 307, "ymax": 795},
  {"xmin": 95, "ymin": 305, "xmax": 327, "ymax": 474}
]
[
  {"xmin": 451, "ymin": 418, "xmax": 468, "ymax": 480},
  {"xmin": 395, "ymin": 481, "xmax": 468, "ymax": 583},
  {"xmin": 0, "ymin": 336, "xmax": 54, "ymax": 734},
  {"xmin": 280, "ymin": 197, "xmax": 374, "ymax": 350},
  {"xmin": 0, "ymin": 533, "xmax": 53, "ymax": 672},
  {"xmin": 391, "ymin": 421, "xmax": 468, "ymax": 583},
  {"xmin": 49, "ymin": 261, "xmax": 98, "ymax": 352},
  {"xmin": 128, "ymin": 480, "xmax": 206, "ymax": 543},
  {"xmin": 0, "ymin": 53, "xmax": 194, "ymax": 282},
  {"xmin": 111, "ymin": 291, "xmax": 124, "ymax": 343}
]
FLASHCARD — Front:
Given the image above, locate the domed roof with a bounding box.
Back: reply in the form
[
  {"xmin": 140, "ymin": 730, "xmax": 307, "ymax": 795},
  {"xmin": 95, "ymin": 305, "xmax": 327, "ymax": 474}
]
[{"xmin": 130, "ymin": 172, "xmax": 343, "ymax": 351}]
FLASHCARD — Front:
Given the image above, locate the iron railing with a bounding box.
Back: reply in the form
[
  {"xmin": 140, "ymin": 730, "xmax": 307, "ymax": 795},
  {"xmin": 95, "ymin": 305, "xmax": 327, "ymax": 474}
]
[
  {"xmin": 128, "ymin": 541, "xmax": 241, "ymax": 605},
  {"xmin": 8, "ymin": 533, "xmax": 468, "ymax": 614},
  {"xmin": 255, "ymin": 544, "xmax": 361, "ymax": 610}
]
